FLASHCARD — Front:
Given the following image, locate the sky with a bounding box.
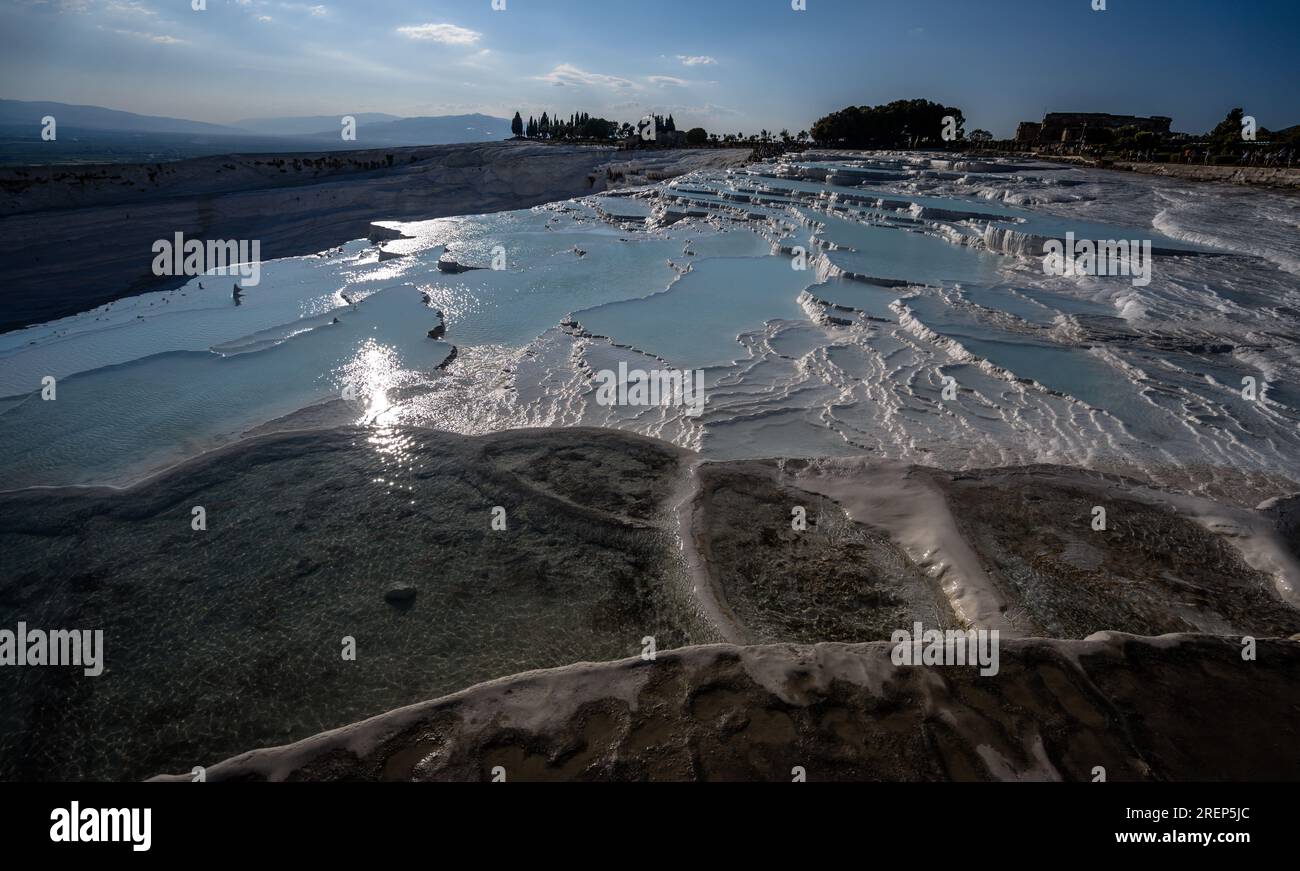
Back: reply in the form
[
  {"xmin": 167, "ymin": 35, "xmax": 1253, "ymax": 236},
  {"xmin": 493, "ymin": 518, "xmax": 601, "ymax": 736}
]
[{"xmin": 1, "ymin": 0, "xmax": 1296, "ymax": 138}]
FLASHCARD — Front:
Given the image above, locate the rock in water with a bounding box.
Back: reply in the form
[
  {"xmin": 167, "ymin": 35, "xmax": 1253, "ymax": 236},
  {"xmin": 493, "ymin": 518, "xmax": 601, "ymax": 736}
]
[
  {"xmin": 436, "ymin": 257, "xmax": 481, "ymax": 274},
  {"xmin": 384, "ymin": 585, "xmax": 418, "ymax": 604}
]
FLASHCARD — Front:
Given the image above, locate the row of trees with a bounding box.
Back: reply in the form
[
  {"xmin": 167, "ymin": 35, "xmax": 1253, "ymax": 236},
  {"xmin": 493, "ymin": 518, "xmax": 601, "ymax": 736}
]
[
  {"xmin": 509, "ymin": 100, "xmax": 1296, "ymax": 155},
  {"xmin": 509, "ymin": 111, "xmax": 800, "ymax": 147},
  {"xmin": 509, "ymin": 100, "xmax": 999, "ymax": 150},
  {"xmin": 718, "ymin": 129, "xmax": 810, "ymax": 144},
  {"xmin": 1102, "ymin": 108, "xmax": 1299, "ymax": 166},
  {"xmin": 510, "ymin": 110, "xmax": 678, "ymax": 141},
  {"xmin": 1206, "ymin": 107, "xmax": 1298, "ymax": 152},
  {"xmin": 996, "ymin": 108, "xmax": 1299, "ymax": 167},
  {"xmin": 508, "ymin": 108, "xmax": 822, "ymax": 148}
]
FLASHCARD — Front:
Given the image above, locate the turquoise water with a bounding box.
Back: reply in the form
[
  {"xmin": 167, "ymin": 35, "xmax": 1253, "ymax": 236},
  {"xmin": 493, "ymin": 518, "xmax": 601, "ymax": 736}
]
[
  {"xmin": 1, "ymin": 152, "xmax": 1297, "ymax": 490},
  {"xmin": 576, "ymin": 256, "xmax": 810, "ymax": 368},
  {"xmin": 2, "ymin": 286, "xmax": 451, "ymax": 486}
]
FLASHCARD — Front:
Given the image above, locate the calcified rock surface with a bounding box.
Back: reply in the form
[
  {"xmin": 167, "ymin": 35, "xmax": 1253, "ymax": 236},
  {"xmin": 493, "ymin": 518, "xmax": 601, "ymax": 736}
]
[
  {"xmin": 4, "ymin": 425, "xmax": 1297, "ymax": 781},
  {"xmin": 151, "ymin": 633, "xmax": 1300, "ymax": 782},
  {"xmin": 772, "ymin": 458, "xmax": 1300, "ymax": 637},
  {"xmin": 7, "ymin": 150, "xmax": 1298, "ymax": 506},
  {"xmin": 0, "ymin": 427, "xmax": 716, "ymax": 781},
  {"xmin": 686, "ymin": 460, "xmax": 958, "ymax": 644},
  {"xmin": 0, "ymin": 143, "xmax": 748, "ymax": 331}
]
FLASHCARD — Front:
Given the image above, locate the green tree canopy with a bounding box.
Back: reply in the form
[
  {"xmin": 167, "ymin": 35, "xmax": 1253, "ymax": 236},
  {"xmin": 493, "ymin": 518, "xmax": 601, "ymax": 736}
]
[
  {"xmin": 1209, "ymin": 107, "xmax": 1247, "ymax": 153},
  {"xmin": 810, "ymin": 99, "xmax": 966, "ymax": 148}
]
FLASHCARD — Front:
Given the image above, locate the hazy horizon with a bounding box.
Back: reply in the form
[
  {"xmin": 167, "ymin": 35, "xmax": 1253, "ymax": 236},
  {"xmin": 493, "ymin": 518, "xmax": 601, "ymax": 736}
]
[{"xmin": 1, "ymin": 0, "xmax": 1297, "ymax": 139}]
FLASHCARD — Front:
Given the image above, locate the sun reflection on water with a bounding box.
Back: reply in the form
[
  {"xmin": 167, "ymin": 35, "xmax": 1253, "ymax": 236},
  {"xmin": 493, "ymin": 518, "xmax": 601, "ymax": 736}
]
[
  {"xmin": 333, "ymin": 340, "xmax": 437, "ymax": 495},
  {"xmin": 366, "ymin": 426, "xmax": 421, "ymax": 495},
  {"xmin": 334, "ymin": 339, "xmax": 412, "ymax": 425}
]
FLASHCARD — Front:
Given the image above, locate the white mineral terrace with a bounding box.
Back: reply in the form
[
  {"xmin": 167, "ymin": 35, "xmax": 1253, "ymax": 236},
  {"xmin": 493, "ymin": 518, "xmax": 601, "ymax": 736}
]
[{"xmin": 1, "ymin": 150, "xmax": 1297, "ymax": 503}]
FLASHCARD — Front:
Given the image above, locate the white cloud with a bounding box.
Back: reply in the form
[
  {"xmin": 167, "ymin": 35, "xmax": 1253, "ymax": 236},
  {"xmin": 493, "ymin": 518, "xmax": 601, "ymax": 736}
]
[
  {"xmin": 648, "ymin": 75, "xmax": 689, "ymax": 87},
  {"xmin": 278, "ymin": 2, "xmax": 327, "ymax": 15},
  {"xmin": 30, "ymin": 0, "xmax": 93, "ymax": 13},
  {"xmin": 109, "ymin": 27, "xmax": 185, "ymax": 44},
  {"xmin": 677, "ymin": 55, "xmax": 716, "ymax": 66},
  {"xmin": 535, "ymin": 64, "xmax": 635, "ymax": 89},
  {"xmin": 397, "ymin": 23, "xmax": 482, "ymax": 45},
  {"xmin": 104, "ymin": 1, "xmax": 157, "ymax": 16}
]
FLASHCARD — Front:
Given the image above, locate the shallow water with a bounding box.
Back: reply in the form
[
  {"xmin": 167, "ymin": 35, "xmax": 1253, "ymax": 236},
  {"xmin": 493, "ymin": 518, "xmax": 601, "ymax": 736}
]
[
  {"xmin": 2, "ymin": 150, "xmax": 1298, "ymax": 501},
  {"xmin": 0, "ymin": 427, "xmax": 714, "ymax": 780}
]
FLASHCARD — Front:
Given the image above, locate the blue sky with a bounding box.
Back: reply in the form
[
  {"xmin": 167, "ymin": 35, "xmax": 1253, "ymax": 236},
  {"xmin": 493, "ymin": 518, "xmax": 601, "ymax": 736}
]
[{"xmin": 1, "ymin": 0, "xmax": 1296, "ymax": 137}]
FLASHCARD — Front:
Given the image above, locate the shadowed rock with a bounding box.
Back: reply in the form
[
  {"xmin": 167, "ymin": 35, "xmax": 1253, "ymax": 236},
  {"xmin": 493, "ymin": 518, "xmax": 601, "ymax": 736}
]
[
  {"xmin": 689, "ymin": 460, "xmax": 956, "ymax": 644},
  {"xmin": 4, "ymin": 428, "xmax": 1297, "ymax": 781},
  {"xmin": 149, "ymin": 633, "xmax": 1300, "ymax": 782},
  {"xmin": 0, "ymin": 427, "xmax": 713, "ymax": 781},
  {"xmin": 934, "ymin": 466, "xmax": 1300, "ymax": 638}
]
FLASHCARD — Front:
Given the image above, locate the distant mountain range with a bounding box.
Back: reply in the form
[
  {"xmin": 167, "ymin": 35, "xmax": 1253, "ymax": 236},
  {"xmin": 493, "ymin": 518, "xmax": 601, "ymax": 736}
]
[
  {"xmin": 0, "ymin": 99, "xmax": 514, "ymax": 164},
  {"xmin": 294, "ymin": 113, "xmax": 514, "ymax": 145},
  {"xmin": 0, "ymin": 99, "xmax": 239, "ymax": 135},
  {"xmin": 231, "ymin": 113, "xmax": 403, "ymax": 136}
]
